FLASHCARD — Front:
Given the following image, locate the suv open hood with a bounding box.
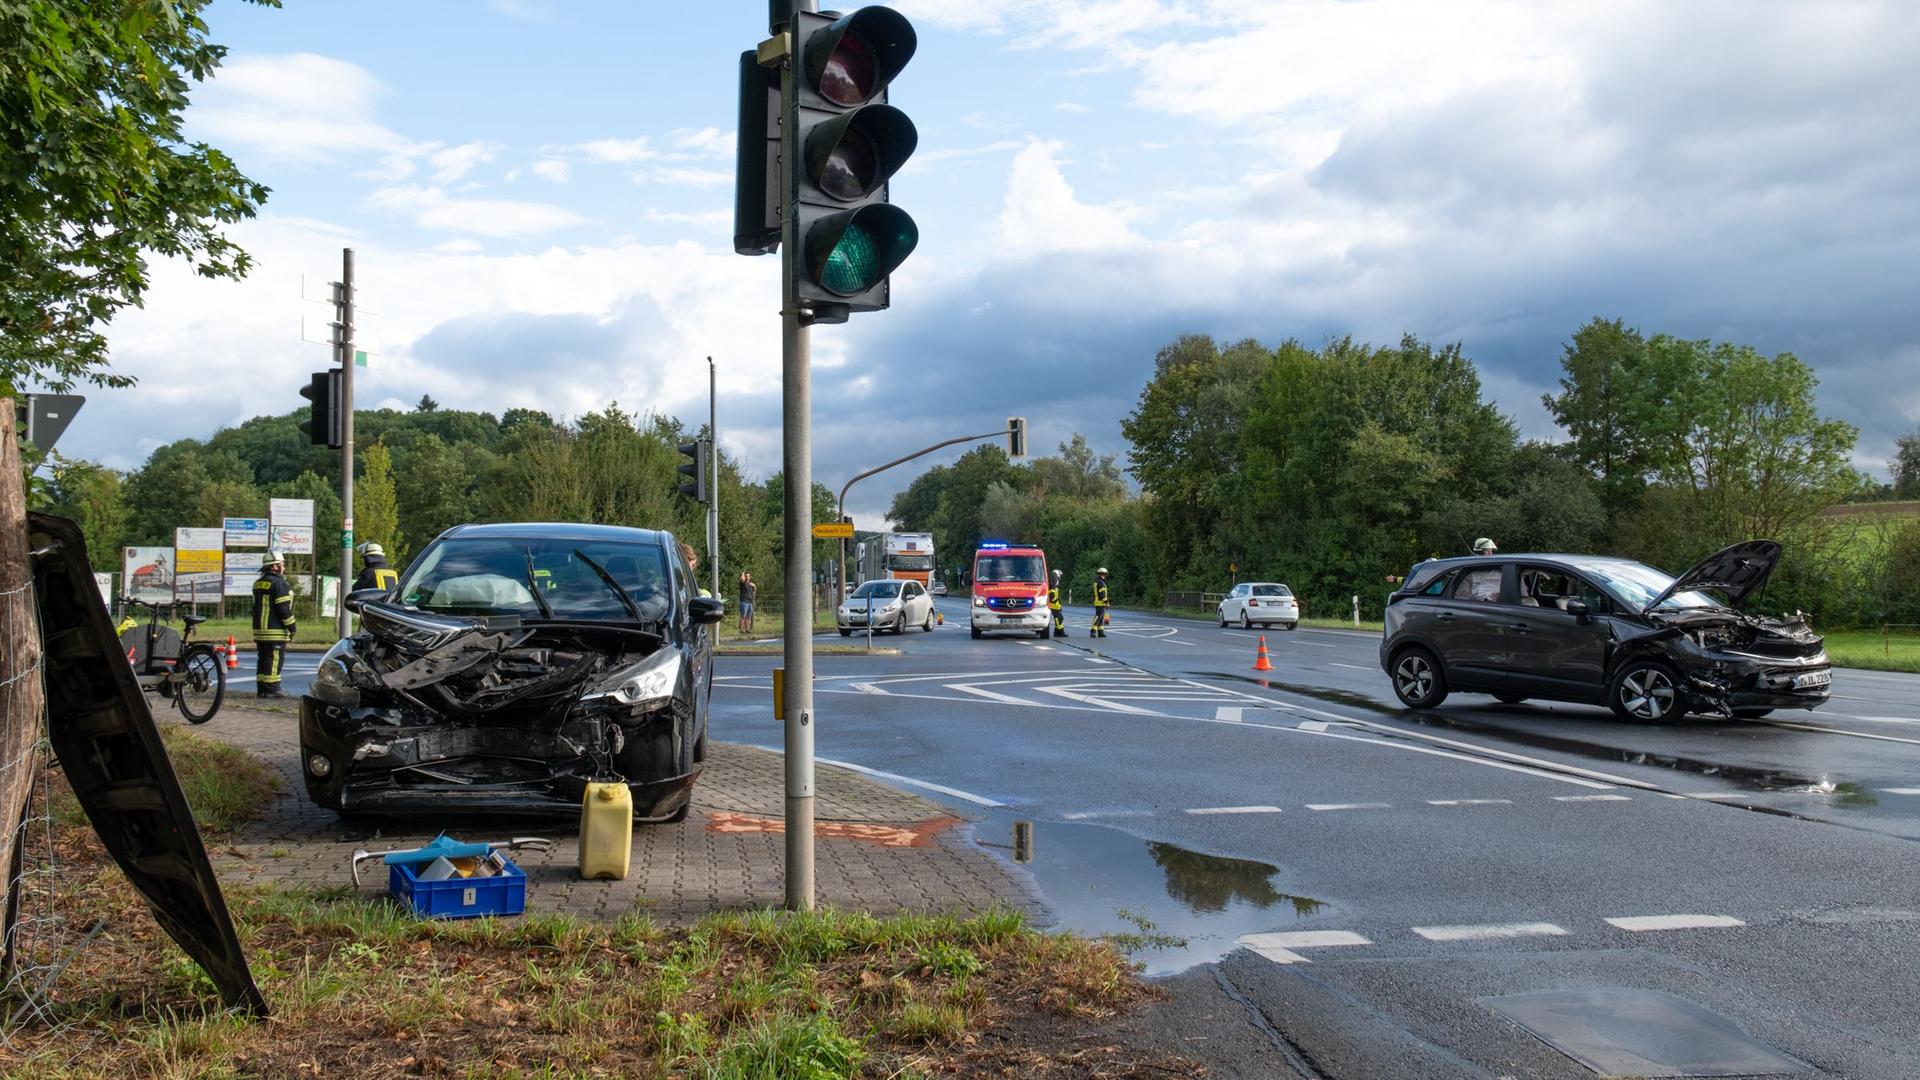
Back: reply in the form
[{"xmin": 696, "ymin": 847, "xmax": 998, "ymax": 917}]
[{"xmin": 1645, "ymin": 539, "xmax": 1782, "ymax": 612}]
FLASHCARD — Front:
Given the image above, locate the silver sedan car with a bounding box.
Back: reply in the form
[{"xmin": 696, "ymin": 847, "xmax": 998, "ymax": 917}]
[{"xmin": 838, "ymin": 579, "xmax": 935, "ymax": 635}]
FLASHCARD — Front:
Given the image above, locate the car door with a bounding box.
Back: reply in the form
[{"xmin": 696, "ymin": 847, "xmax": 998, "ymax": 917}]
[
  {"xmin": 1433, "ymin": 564, "xmax": 1512, "ymax": 693},
  {"xmin": 1505, "ymin": 567, "xmax": 1612, "ymax": 702},
  {"xmin": 1225, "ymin": 583, "xmax": 1247, "ymax": 622},
  {"xmin": 903, "ymin": 581, "xmax": 926, "ymax": 625}
]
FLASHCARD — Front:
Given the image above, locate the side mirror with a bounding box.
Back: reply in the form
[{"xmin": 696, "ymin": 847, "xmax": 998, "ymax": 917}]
[
  {"xmin": 1565, "ymin": 600, "xmax": 1590, "ymax": 622},
  {"xmin": 688, "ymin": 595, "xmax": 726, "ymax": 625},
  {"xmin": 345, "ymin": 587, "xmax": 392, "ymax": 614}
]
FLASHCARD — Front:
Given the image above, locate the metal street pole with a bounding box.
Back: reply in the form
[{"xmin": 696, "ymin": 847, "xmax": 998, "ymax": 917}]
[
  {"xmin": 834, "ymin": 424, "xmax": 1020, "ymax": 605},
  {"xmin": 778, "ymin": 4, "xmax": 815, "ymax": 912},
  {"xmin": 708, "ymin": 355, "xmax": 720, "ymax": 601},
  {"xmin": 336, "ymin": 248, "xmax": 355, "ymax": 640}
]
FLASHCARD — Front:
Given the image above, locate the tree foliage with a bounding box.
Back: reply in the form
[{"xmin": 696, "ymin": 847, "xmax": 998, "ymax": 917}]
[{"xmin": 1, "ymin": 0, "xmax": 274, "ymax": 395}]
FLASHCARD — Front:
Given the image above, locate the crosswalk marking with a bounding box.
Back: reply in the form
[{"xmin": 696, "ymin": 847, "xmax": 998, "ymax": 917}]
[
  {"xmin": 1605, "ymin": 914, "xmax": 1745, "ymax": 931},
  {"xmin": 1185, "ymin": 805, "xmax": 1284, "ymax": 815},
  {"xmin": 1412, "ymin": 922, "xmax": 1568, "ymax": 941},
  {"xmin": 1554, "ymin": 794, "xmax": 1632, "ymax": 802},
  {"xmin": 1426, "ymin": 798, "xmax": 1513, "ymax": 806},
  {"xmin": 1306, "ymin": 802, "xmax": 1391, "ymax": 811}
]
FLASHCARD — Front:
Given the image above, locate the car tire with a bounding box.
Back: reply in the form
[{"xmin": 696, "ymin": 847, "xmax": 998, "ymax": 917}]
[
  {"xmin": 839, "ymin": 628, "xmax": 851, "ymax": 637},
  {"xmin": 1733, "ymin": 707, "xmax": 1773, "ymax": 719},
  {"xmin": 1241, "ymin": 612, "xmax": 1253, "ymax": 629},
  {"xmin": 1284, "ymin": 622, "xmax": 1297, "ymax": 631},
  {"xmin": 922, "ymin": 611, "xmax": 934, "ymax": 632},
  {"xmin": 1389, "ymin": 647, "xmax": 1449, "ymax": 709},
  {"xmin": 1034, "ymin": 629, "xmax": 1049, "ymax": 638},
  {"xmin": 1494, "ymin": 694, "xmax": 1527, "ymax": 705},
  {"xmin": 1219, "ymin": 611, "xmax": 1228, "ymax": 627},
  {"xmin": 970, "ymin": 627, "xmax": 982, "ymax": 640},
  {"xmin": 893, "ymin": 616, "xmax": 907, "ymax": 635},
  {"xmin": 1609, "ymin": 660, "xmax": 1686, "ymax": 723}
]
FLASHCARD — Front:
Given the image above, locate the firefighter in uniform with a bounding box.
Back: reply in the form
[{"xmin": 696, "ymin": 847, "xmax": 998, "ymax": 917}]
[
  {"xmin": 1048, "ymin": 569, "xmax": 1065, "ymax": 637},
  {"xmin": 1090, "ymin": 567, "xmax": 1110, "ymax": 637},
  {"xmin": 353, "ymin": 542, "xmax": 399, "ymax": 592},
  {"xmin": 251, "ymin": 551, "xmax": 296, "ymax": 697}
]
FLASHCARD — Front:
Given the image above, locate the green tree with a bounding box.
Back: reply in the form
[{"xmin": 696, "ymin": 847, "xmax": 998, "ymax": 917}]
[
  {"xmin": 1893, "ymin": 431, "xmax": 1920, "ymax": 500},
  {"xmin": 1, "ymin": 0, "xmax": 274, "ymax": 395},
  {"xmin": 357, "ymin": 439, "xmax": 404, "ymax": 565},
  {"xmin": 42, "ymin": 454, "xmax": 129, "ymax": 570},
  {"xmin": 1542, "ymin": 317, "xmax": 1649, "ymax": 497},
  {"xmin": 396, "ymin": 434, "xmax": 471, "ymax": 549}
]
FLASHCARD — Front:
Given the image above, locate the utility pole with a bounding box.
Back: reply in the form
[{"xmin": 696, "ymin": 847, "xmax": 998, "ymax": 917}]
[
  {"xmin": 335, "ymin": 248, "xmax": 355, "ymax": 640},
  {"xmin": 708, "ymin": 356, "xmax": 720, "ymax": 601},
  {"xmin": 777, "ymin": 4, "xmax": 817, "ymax": 912}
]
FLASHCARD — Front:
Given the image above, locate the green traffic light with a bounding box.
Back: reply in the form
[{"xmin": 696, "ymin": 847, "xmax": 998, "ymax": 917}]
[{"xmin": 813, "ymin": 206, "xmax": 918, "ymax": 296}]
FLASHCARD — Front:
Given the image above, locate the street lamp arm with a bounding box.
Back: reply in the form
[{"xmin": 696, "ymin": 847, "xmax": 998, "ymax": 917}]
[{"xmin": 835, "ymin": 424, "xmax": 1015, "ymax": 600}]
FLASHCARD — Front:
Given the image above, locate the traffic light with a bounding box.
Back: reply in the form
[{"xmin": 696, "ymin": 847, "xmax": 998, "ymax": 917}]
[
  {"xmin": 299, "ymin": 370, "xmax": 342, "ymax": 449},
  {"xmin": 1007, "ymin": 417, "xmax": 1027, "ymax": 460},
  {"xmin": 733, "ymin": 48, "xmax": 780, "ymax": 256},
  {"xmin": 677, "ymin": 439, "xmax": 710, "ymax": 503},
  {"xmin": 788, "ymin": 7, "xmax": 919, "ymax": 323}
]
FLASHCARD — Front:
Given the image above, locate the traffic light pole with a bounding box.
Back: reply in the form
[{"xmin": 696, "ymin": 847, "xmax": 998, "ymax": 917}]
[
  {"xmin": 708, "ymin": 356, "xmax": 720, "ymax": 601},
  {"xmin": 336, "ymin": 247, "xmax": 355, "ymax": 640},
  {"xmin": 777, "ymin": 6, "xmax": 816, "ymax": 913}
]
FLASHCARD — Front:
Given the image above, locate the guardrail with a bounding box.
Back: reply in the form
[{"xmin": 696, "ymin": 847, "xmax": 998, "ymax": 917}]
[{"xmin": 1165, "ymin": 591, "xmax": 1228, "ymax": 610}]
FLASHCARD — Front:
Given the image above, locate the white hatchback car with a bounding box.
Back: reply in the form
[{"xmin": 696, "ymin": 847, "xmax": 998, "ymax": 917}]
[
  {"xmin": 839, "ymin": 579, "xmax": 935, "ymax": 635},
  {"xmin": 1219, "ymin": 582, "xmax": 1300, "ymax": 629}
]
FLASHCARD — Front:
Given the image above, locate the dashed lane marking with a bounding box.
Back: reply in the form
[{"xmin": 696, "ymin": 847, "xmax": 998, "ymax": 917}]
[
  {"xmin": 1305, "ymin": 803, "xmax": 1391, "ymax": 811},
  {"xmin": 1678, "ymin": 792, "xmax": 1747, "ymax": 800},
  {"xmin": 1061, "ymin": 809, "xmax": 1154, "ymax": 820},
  {"xmin": 1412, "ymin": 922, "xmax": 1569, "ymax": 942},
  {"xmin": 1882, "ymin": 787, "xmax": 1920, "ymax": 795},
  {"xmin": 1330, "ymin": 662, "xmax": 1373, "ymax": 671},
  {"xmin": 1185, "ymin": 805, "xmax": 1284, "ymax": 815},
  {"xmin": 1605, "ymin": 914, "xmax": 1745, "ymax": 931},
  {"xmin": 1554, "ymin": 794, "xmax": 1633, "ymax": 802},
  {"xmin": 1427, "ymin": 798, "xmax": 1514, "ymax": 806}
]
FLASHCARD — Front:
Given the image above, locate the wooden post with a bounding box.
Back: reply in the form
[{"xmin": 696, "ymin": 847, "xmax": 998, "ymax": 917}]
[{"xmin": 0, "ymin": 399, "xmax": 47, "ymax": 922}]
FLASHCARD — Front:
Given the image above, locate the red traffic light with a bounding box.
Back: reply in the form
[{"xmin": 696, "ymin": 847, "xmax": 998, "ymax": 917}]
[{"xmin": 803, "ymin": 7, "xmax": 916, "ymax": 107}]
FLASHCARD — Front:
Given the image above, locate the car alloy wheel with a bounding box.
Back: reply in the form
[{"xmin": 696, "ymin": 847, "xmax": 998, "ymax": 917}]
[
  {"xmin": 1391, "ymin": 649, "xmax": 1446, "ymax": 708},
  {"xmin": 1241, "ymin": 611, "xmax": 1253, "ymax": 629},
  {"xmin": 1616, "ymin": 664, "xmax": 1680, "ymax": 722},
  {"xmin": 1219, "ymin": 610, "xmax": 1228, "ymax": 627}
]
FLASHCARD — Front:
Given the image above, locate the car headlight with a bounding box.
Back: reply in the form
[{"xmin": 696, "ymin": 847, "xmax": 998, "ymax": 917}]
[
  {"xmin": 311, "ymin": 639, "xmax": 363, "ymax": 708},
  {"xmin": 588, "ymin": 648, "xmax": 680, "ymax": 711},
  {"xmin": 973, "ymin": 596, "xmax": 985, "ymax": 607}
]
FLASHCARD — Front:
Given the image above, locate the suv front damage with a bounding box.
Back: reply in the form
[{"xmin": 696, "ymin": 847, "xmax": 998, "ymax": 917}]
[
  {"xmin": 1618, "ymin": 540, "xmax": 1832, "ymax": 717},
  {"xmin": 299, "ymin": 525, "xmax": 717, "ymax": 821}
]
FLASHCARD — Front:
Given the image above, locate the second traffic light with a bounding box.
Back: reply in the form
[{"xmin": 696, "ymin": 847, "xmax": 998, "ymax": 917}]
[
  {"xmin": 1007, "ymin": 417, "xmax": 1028, "ymax": 460},
  {"xmin": 788, "ymin": 6, "xmax": 918, "ymax": 323},
  {"xmin": 677, "ymin": 439, "xmax": 711, "ymax": 503},
  {"xmin": 299, "ymin": 370, "xmax": 343, "ymax": 449}
]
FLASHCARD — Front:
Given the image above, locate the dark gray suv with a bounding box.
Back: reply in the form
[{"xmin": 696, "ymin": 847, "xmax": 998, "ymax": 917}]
[{"xmin": 1379, "ymin": 540, "xmax": 1831, "ymax": 722}]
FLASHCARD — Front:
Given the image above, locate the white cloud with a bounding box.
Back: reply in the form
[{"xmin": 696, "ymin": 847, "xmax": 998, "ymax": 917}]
[
  {"xmin": 192, "ymin": 53, "xmax": 406, "ymax": 162},
  {"xmin": 670, "ymin": 127, "xmax": 733, "ymax": 158},
  {"xmin": 636, "ymin": 167, "xmax": 732, "ymax": 189},
  {"xmin": 366, "ymin": 186, "xmax": 588, "ymax": 238},
  {"xmin": 429, "ymin": 141, "xmax": 500, "ymax": 184},
  {"xmin": 1054, "ymin": 101, "xmax": 1091, "ymax": 114},
  {"xmin": 532, "ymin": 158, "xmax": 571, "ymax": 183},
  {"xmin": 995, "ymin": 140, "xmax": 1143, "ymax": 255},
  {"xmin": 578, "ymin": 137, "xmax": 657, "ymax": 164}
]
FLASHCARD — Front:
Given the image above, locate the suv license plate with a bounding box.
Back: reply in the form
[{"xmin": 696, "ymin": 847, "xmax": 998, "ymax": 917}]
[{"xmin": 1792, "ymin": 671, "xmax": 1831, "ymax": 689}]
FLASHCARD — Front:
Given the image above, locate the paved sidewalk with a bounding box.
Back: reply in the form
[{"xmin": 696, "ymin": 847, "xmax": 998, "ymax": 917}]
[{"xmin": 186, "ymin": 706, "xmax": 1037, "ymax": 924}]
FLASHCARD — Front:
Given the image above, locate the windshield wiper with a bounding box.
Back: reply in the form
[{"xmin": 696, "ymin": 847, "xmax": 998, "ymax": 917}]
[
  {"xmin": 523, "ymin": 550, "xmax": 554, "ymax": 619},
  {"xmin": 572, "ymin": 550, "xmax": 645, "ymax": 624}
]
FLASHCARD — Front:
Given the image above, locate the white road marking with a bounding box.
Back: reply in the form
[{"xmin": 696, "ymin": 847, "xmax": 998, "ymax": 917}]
[
  {"xmin": 850, "ymin": 682, "xmax": 888, "ymax": 695},
  {"xmin": 1330, "ymin": 662, "xmax": 1373, "ymax": 671},
  {"xmin": 1679, "ymin": 792, "xmax": 1747, "ymax": 800},
  {"xmin": 811, "ymin": 755, "xmax": 1005, "ymax": 808},
  {"xmin": 1881, "ymin": 787, "xmax": 1920, "ymax": 795},
  {"xmin": 1037, "ymin": 684, "xmax": 1157, "ymax": 715},
  {"xmin": 1426, "ymin": 798, "xmax": 1513, "ymax": 806},
  {"xmin": 949, "ymin": 683, "xmax": 1041, "ymax": 708},
  {"xmin": 1033, "ymin": 645, "xmax": 1056, "ymax": 652},
  {"xmin": 1297, "ymin": 720, "xmax": 1329, "ymax": 732},
  {"xmin": 1238, "ymin": 929, "xmax": 1371, "ymax": 965},
  {"xmin": 1554, "ymin": 794, "xmax": 1633, "ymax": 802},
  {"xmin": 1061, "ymin": 809, "xmax": 1154, "ymax": 820},
  {"xmin": 1412, "ymin": 922, "xmax": 1569, "ymax": 942},
  {"xmin": 1084, "ymin": 657, "xmax": 1114, "ymax": 664},
  {"xmin": 1605, "ymin": 914, "xmax": 1745, "ymax": 932},
  {"xmin": 1185, "ymin": 805, "xmax": 1284, "ymax": 815},
  {"xmin": 1241, "ymin": 944, "xmax": 1310, "ymax": 964},
  {"xmin": 1304, "ymin": 728, "xmax": 1616, "ymax": 789},
  {"xmin": 1763, "ymin": 719, "xmax": 1920, "ymax": 747},
  {"xmin": 1306, "ymin": 802, "xmax": 1391, "ymax": 811},
  {"xmin": 1295, "ymin": 641, "xmax": 1337, "ymax": 648},
  {"xmin": 1216, "ymin": 706, "xmax": 1245, "ymax": 723}
]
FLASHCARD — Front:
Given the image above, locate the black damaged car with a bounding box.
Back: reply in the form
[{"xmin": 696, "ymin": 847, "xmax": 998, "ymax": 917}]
[
  {"xmin": 1380, "ymin": 540, "xmax": 1831, "ymax": 722},
  {"xmin": 300, "ymin": 523, "xmax": 722, "ymax": 820}
]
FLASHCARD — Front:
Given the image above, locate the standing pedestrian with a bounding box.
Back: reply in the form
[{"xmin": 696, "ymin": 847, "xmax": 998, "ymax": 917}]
[
  {"xmin": 738, "ymin": 571, "xmax": 757, "ymax": 634},
  {"xmin": 1090, "ymin": 567, "xmax": 1110, "ymax": 638},
  {"xmin": 251, "ymin": 551, "xmax": 296, "ymax": 698},
  {"xmin": 1048, "ymin": 568, "xmax": 1065, "ymax": 637}
]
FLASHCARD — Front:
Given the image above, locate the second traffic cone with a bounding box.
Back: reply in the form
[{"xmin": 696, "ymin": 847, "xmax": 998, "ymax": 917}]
[
  {"xmin": 226, "ymin": 635, "xmax": 240, "ymax": 670},
  {"xmin": 1252, "ymin": 635, "xmax": 1273, "ymax": 672}
]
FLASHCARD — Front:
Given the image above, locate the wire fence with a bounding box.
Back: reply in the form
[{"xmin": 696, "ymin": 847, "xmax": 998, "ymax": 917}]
[{"xmin": 0, "ymin": 577, "xmax": 72, "ymax": 1043}]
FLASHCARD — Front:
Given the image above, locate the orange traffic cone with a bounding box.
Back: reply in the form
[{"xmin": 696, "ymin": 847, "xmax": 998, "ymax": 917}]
[
  {"xmin": 1252, "ymin": 635, "xmax": 1273, "ymax": 672},
  {"xmin": 226, "ymin": 635, "xmax": 240, "ymax": 670}
]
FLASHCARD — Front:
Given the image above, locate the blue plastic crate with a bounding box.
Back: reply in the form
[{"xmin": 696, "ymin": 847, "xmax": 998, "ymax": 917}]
[{"xmin": 390, "ymin": 854, "xmax": 526, "ymax": 919}]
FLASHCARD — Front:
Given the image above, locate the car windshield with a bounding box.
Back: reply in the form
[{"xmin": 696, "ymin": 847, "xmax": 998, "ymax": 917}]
[
  {"xmin": 888, "ymin": 553, "xmax": 933, "ymax": 570},
  {"xmin": 1251, "ymin": 584, "xmax": 1292, "ymax": 597},
  {"xmin": 397, "ymin": 537, "xmax": 672, "ymax": 622},
  {"xmin": 976, "ymin": 555, "xmax": 1045, "ymax": 582},
  {"xmin": 1580, "ymin": 560, "xmax": 1722, "ymax": 613},
  {"xmin": 849, "ymin": 581, "xmax": 902, "ymax": 600}
]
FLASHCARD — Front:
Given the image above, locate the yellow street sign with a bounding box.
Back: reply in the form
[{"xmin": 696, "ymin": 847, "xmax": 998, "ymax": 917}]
[{"xmin": 812, "ymin": 522, "xmax": 855, "ymax": 539}]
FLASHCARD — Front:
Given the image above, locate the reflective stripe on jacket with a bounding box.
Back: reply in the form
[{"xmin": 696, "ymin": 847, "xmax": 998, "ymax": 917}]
[{"xmin": 1048, "ymin": 585, "xmax": 1062, "ymax": 611}]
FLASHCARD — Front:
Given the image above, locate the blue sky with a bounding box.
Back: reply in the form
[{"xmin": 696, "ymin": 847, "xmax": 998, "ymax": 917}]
[{"xmin": 74, "ymin": 0, "xmax": 1920, "ymax": 524}]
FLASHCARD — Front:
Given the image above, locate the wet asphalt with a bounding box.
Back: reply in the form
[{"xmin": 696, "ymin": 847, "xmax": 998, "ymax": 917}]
[{"xmin": 712, "ymin": 598, "xmax": 1920, "ymax": 1078}]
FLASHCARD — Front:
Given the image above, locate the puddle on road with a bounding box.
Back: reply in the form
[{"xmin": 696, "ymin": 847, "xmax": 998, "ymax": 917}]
[{"xmin": 981, "ymin": 814, "xmax": 1327, "ymax": 975}]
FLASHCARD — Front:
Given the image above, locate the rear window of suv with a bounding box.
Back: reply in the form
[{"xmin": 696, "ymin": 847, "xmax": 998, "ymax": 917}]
[{"xmin": 1251, "ymin": 585, "xmax": 1292, "ymax": 597}]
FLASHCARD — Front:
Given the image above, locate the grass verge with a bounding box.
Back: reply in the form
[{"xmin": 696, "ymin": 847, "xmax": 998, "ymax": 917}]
[
  {"xmin": 52, "ymin": 726, "xmax": 279, "ymax": 836},
  {"xmin": 1823, "ymin": 630, "xmax": 1920, "ymax": 674}
]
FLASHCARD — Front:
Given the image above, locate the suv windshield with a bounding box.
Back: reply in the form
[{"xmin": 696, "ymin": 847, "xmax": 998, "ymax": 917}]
[
  {"xmin": 1581, "ymin": 560, "xmax": 1721, "ymax": 613},
  {"xmin": 398, "ymin": 538, "xmax": 672, "ymax": 622},
  {"xmin": 850, "ymin": 581, "xmax": 902, "ymax": 599},
  {"xmin": 975, "ymin": 555, "xmax": 1045, "ymax": 582}
]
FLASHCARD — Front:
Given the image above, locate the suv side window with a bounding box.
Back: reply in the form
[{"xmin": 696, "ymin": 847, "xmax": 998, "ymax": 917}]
[
  {"xmin": 1421, "ymin": 572, "xmax": 1453, "ymax": 596},
  {"xmin": 1452, "ymin": 567, "xmax": 1502, "ymax": 603}
]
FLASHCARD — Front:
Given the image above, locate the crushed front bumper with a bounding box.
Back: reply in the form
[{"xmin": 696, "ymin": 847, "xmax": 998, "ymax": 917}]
[
  {"xmin": 1683, "ymin": 654, "xmax": 1832, "ymax": 715},
  {"xmin": 300, "ymin": 698, "xmax": 697, "ymax": 820}
]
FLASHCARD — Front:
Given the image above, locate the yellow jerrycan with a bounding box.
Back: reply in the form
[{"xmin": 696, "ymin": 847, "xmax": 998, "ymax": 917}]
[{"xmin": 578, "ymin": 780, "xmax": 632, "ymax": 881}]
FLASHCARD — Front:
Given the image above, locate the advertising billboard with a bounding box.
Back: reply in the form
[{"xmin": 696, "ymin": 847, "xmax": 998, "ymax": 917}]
[
  {"xmin": 224, "ymin": 517, "xmax": 270, "ymax": 548},
  {"xmin": 272, "ymin": 525, "xmax": 315, "ymax": 555},
  {"xmin": 224, "ymin": 551, "xmax": 264, "ymax": 597},
  {"xmin": 269, "ymin": 498, "xmax": 315, "ymax": 528},
  {"xmin": 174, "ymin": 527, "xmax": 225, "ymax": 603},
  {"xmin": 122, "ymin": 547, "xmax": 173, "ymax": 604}
]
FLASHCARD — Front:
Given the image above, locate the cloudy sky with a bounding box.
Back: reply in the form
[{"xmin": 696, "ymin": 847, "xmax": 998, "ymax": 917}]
[{"xmin": 68, "ymin": 0, "xmax": 1920, "ymax": 524}]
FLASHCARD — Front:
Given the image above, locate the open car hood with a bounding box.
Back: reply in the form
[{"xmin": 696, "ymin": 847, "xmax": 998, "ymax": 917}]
[
  {"xmin": 27, "ymin": 512, "xmax": 267, "ymax": 1016},
  {"xmin": 1645, "ymin": 539, "xmax": 1782, "ymax": 613}
]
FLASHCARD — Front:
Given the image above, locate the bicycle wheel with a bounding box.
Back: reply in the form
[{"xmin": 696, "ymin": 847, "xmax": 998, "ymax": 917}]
[{"xmin": 174, "ymin": 646, "xmax": 226, "ymax": 724}]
